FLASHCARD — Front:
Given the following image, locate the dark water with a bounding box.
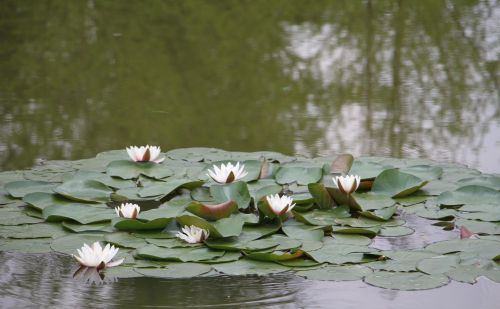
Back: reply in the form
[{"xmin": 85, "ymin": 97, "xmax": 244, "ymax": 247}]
[{"xmin": 0, "ymin": 0, "xmax": 499, "ymax": 307}]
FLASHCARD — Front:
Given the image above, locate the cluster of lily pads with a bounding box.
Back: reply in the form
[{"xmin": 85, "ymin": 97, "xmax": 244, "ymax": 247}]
[{"xmin": 0, "ymin": 146, "xmax": 499, "ymax": 290}]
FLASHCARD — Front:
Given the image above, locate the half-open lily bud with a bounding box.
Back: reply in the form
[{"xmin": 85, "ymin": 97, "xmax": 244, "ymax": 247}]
[
  {"xmin": 176, "ymin": 225, "xmax": 210, "ymax": 243},
  {"xmin": 266, "ymin": 194, "xmax": 296, "ymax": 216},
  {"xmin": 185, "ymin": 200, "xmax": 237, "ymax": 221},
  {"xmin": 207, "ymin": 162, "xmax": 248, "ymax": 183},
  {"xmin": 126, "ymin": 145, "xmax": 164, "ymax": 163},
  {"xmin": 333, "ymin": 175, "xmax": 360, "ymax": 195},
  {"xmin": 72, "ymin": 242, "xmax": 124, "ymax": 269},
  {"xmin": 115, "ymin": 203, "xmax": 140, "ymax": 219}
]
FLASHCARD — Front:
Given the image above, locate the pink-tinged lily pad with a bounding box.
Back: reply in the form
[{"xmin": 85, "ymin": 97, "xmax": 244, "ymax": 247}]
[{"xmin": 185, "ymin": 200, "xmax": 238, "ymax": 221}]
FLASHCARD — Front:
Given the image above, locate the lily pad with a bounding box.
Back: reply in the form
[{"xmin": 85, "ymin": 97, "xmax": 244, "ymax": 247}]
[
  {"xmin": 136, "ymin": 244, "xmax": 224, "ymax": 262},
  {"xmin": 185, "ymin": 200, "xmax": 238, "ymax": 221},
  {"xmin": 54, "ymin": 180, "xmax": 113, "ymax": 203},
  {"xmin": 372, "ymin": 169, "xmax": 428, "ymax": 198},
  {"xmin": 176, "ymin": 213, "xmax": 245, "ymax": 238},
  {"xmin": 135, "ymin": 263, "xmax": 212, "ymax": 278},
  {"xmin": 5, "ymin": 180, "xmax": 58, "ymax": 198},
  {"xmin": 364, "ymin": 271, "xmax": 449, "ymax": 290},
  {"xmin": 210, "ymin": 182, "xmax": 251, "ymax": 210},
  {"xmin": 213, "ymin": 259, "xmax": 290, "ymax": 275},
  {"xmin": 296, "ymin": 264, "xmax": 372, "ymax": 281},
  {"xmin": 43, "ymin": 204, "xmax": 115, "ymax": 224},
  {"xmin": 107, "ymin": 160, "xmax": 174, "ymax": 180},
  {"xmin": 275, "ymin": 166, "xmax": 323, "ymax": 185}
]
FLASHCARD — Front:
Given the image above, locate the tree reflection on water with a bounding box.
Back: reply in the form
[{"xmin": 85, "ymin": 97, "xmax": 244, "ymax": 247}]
[{"xmin": 0, "ymin": 0, "xmax": 498, "ymax": 172}]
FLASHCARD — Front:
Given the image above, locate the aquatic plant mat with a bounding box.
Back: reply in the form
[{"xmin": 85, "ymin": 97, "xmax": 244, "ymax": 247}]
[{"xmin": 0, "ymin": 148, "xmax": 499, "ymax": 290}]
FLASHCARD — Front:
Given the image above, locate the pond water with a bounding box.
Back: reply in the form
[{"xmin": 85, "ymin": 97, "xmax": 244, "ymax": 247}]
[{"xmin": 0, "ymin": 0, "xmax": 499, "ymax": 308}]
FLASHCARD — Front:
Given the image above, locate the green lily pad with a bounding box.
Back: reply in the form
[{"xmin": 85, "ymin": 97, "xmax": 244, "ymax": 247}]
[
  {"xmin": 308, "ymin": 183, "xmax": 335, "ymax": 209},
  {"xmin": 360, "ymin": 205, "xmax": 398, "ymax": 221},
  {"xmin": 0, "ymin": 223, "xmax": 66, "ymax": 239},
  {"xmin": 23, "ymin": 192, "xmax": 81, "ymax": 210},
  {"xmin": 135, "ymin": 263, "xmax": 212, "ymax": 278},
  {"xmin": 50, "ymin": 233, "xmax": 106, "ymax": 254},
  {"xmin": 0, "ymin": 238, "xmax": 53, "ymax": 253},
  {"xmin": 245, "ymin": 250, "xmax": 304, "ymax": 262},
  {"xmin": 62, "ymin": 221, "xmax": 114, "ymax": 233},
  {"xmin": 364, "ymin": 271, "xmax": 449, "ymax": 290},
  {"xmin": 5, "ymin": 180, "xmax": 58, "ymax": 198},
  {"xmin": 416, "ymin": 255, "xmax": 460, "ymax": 274},
  {"xmin": 138, "ymin": 179, "xmax": 204, "ymax": 199},
  {"xmin": 293, "ymin": 206, "xmax": 350, "ymax": 226},
  {"xmin": 330, "ymin": 154, "xmax": 354, "ymax": 175},
  {"xmin": 379, "ymin": 226, "xmax": 415, "ymax": 237},
  {"xmin": 282, "ymin": 222, "xmax": 324, "ymax": 241},
  {"xmin": 437, "ymin": 185, "xmax": 500, "ymax": 206},
  {"xmin": 54, "ymin": 180, "xmax": 113, "ymax": 203},
  {"xmin": 105, "ymin": 232, "xmax": 148, "ymax": 248},
  {"xmin": 43, "ymin": 204, "xmax": 115, "ymax": 224},
  {"xmin": 372, "ymin": 169, "xmax": 428, "ymax": 198},
  {"xmin": 113, "ymin": 217, "xmax": 173, "ymax": 231},
  {"xmin": 213, "ymin": 259, "xmax": 290, "ymax": 275},
  {"xmin": 296, "ymin": 264, "xmax": 372, "ymax": 281},
  {"xmin": 176, "ymin": 213, "xmax": 245, "ymax": 238},
  {"xmin": 107, "ymin": 160, "xmax": 174, "ymax": 180},
  {"xmin": 136, "ymin": 244, "xmax": 224, "ymax": 262},
  {"xmin": 400, "ymin": 165, "xmax": 443, "ymax": 181},
  {"xmin": 65, "ymin": 170, "xmax": 135, "ymax": 189},
  {"xmin": 368, "ymin": 250, "xmax": 439, "ymax": 272},
  {"xmin": 210, "ymin": 182, "xmax": 251, "ymax": 210},
  {"xmin": 275, "ymin": 166, "xmax": 323, "ymax": 185}
]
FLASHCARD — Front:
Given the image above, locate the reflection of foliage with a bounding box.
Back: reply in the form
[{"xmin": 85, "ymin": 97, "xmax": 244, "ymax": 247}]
[{"xmin": 0, "ymin": 0, "xmax": 498, "ymax": 171}]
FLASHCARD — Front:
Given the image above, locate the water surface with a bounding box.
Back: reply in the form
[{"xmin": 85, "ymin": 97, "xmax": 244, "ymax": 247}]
[{"xmin": 0, "ymin": 0, "xmax": 499, "ymax": 308}]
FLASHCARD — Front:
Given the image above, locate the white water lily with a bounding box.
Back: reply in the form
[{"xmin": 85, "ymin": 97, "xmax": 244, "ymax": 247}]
[
  {"xmin": 266, "ymin": 194, "xmax": 296, "ymax": 216},
  {"xmin": 207, "ymin": 162, "xmax": 248, "ymax": 183},
  {"xmin": 176, "ymin": 225, "xmax": 210, "ymax": 243},
  {"xmin": 115, "ymin": 203, "xmax": 140, "ymax": 219},
  {"xmin": 126, "ymin": 145, "xmax": 164, "ymax": 163},
  {"xmin": 73, "ymin": 242, "xmax": 123, "ymax": 269},
  {"xmin": 333, "ymin": 175, "xmax": 361, "ymax": 195}
]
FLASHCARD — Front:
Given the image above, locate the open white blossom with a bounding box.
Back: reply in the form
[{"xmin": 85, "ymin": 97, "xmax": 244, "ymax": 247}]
[
  {"xmin": 266, "ymin": 194, "xmax": 296, "ymax": 216},
  {"xmin": 207, "ymin": 162, "xmax": 248, "ymax": 183},
  {"xmin": 126, "ymin": 145, "xmax": 164, "ymax": 163},
  {"xmin": 115, "ymin": 203, "xmax": 140, "ymax": 219},
  {"xmin": 333, "ymin": 175, "xmax": 361, "ymax": 195},
  {"xmin": 176, "ymin": 225, "xmax": 210, "ymax": 243},
  {"xmin": 73, "ymin": 242, "xmax": 123, "ymax": 269}
]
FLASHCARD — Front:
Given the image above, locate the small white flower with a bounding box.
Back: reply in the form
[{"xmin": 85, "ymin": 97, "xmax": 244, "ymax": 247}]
[
  {"xmin": 72, "ymin": 242, "xmax": 123, "ymax": 269},
  {"xmin": 126, "ymin": 145, "xmax": 164, "ymax": 163},
  {"xmin": 266, "ymin": 194, "xmax": 295, "ymax": 216},
  {"xmin": 115, "ymin": 203, "xmax": 140, "ymax": 219},
  {"xmin": 207, "ymin": 162, "xmax": 248, "ymax": 183},
  {"xmin": 176, "ymin": 225, "xmax": 210, "ymax": 243},
  {"xmin": 333, "ymin": 175, "xmax": 361, "ymax": 195}
]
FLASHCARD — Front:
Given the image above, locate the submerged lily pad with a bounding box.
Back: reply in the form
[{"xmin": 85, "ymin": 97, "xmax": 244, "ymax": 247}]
[
  {"xmin": 364, "ymin": 271, "xmax": 449, "ymax": 290},
  {"xmin": 135, "ymin": 263, "xmax": 212, "ymax": 278}
]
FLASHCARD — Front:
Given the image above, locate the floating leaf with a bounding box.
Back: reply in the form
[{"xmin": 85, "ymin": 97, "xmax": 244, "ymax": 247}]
[
  {"xmin": 308, "ymin": 183, "xmax": 334, "ymax": 209},
  {"xmin": 62, "ymin": 221, "xmax": 114, "ymax": 233},
  {"xmin": 54, "ymin": 180, "xmax": 113, "ymax": 203},
  {"xmin": 5, "ymin": 181, "xmax": 58, "ymax": 198},
  {"xmin": 139, "ymin": 179, "xmax": 204, "ymax": 199},
  {"xmin": 186, "ymin": 200, "xmax": 238, "ymax": 220},
  {"xmin": 330, "ymin": 154, "xmax": 354, "ymax": 175},
  {"xmin": 210, "ymin": 182, "xmax": 251, "ymax": 210},
  {"xmin": 135, "ymin": 263, "xmax": 212, "ymax": 278},
  {"xmin": 275, "ymin": 166, "xmax": 323, "ymax": 185},
  {"xmin": 282, "ymin": 222, "xmax": 324, "ymax": 241},
  {"xmin": 368, "ymin": 250, "xmax": 438, "ymax": 272},
  {"xmin": 437, "ymin": 185, "xmax": 500, "ymax": 206},
  {"xmin": 113, "ymin": 217, "xmax": 173, "ymax": 231},
  {"xmin": 176, "ymin": 213, "xmax": 245, "ymax": 238},
  {"xmin": 107, "ymin": 160, "xmax": 174, "ymax": 180},
  {"xmin": 213, "ymin": 259, "xmax": 290, "ymax": 275},
  {"xmin": 23, "ymin": 192, "xmax": 81, "ymax": 210},
  {"xmin": 372, "ymin": 169, "xmax": 428, "ymax": 198},
  {"xmin": 364, "ymin": 271, "xmax": 449, "ymax": 290},
  {"xmin": 293, "ymin": 207, "xmax": 350, "ymax": 226},
  {"xmin": 0, "ymin": 238, "xmax": 53, "ymax": 253},
  {"xmin": 0, "ymin": 223, "xmax": 66, "ymax": 239},
  {"xmin": 105, "ymin": 232, "xmax": 148, "ymax": 248},
  {"xmin": 296, "ymin": 264, "xmax": 372, "ymax": 281},
  {"xmin": 136, "ymin": 244, "xmax": 224, "ymax": 262},
  {"xmin": 43, "ymin": 204, "xmax": 115, "ymax": 224},
  {"xmin": 50, "ymin": 233, "xmax": 105, "ymax": 254}
]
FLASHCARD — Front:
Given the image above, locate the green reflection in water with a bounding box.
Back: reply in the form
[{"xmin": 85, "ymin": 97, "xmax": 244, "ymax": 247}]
[{"xmin": 0, "ymin": 0, "xmax": 498, "ymax": 172}]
